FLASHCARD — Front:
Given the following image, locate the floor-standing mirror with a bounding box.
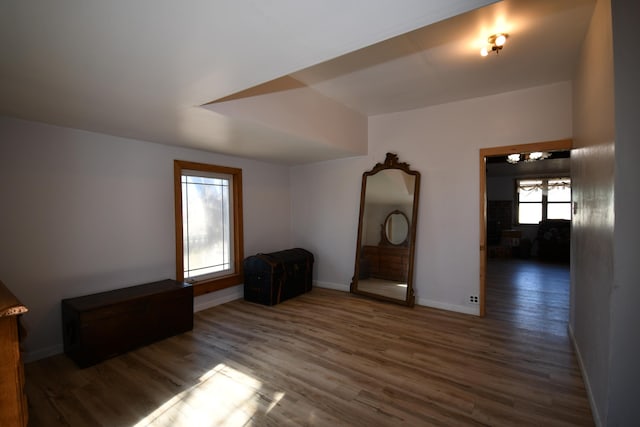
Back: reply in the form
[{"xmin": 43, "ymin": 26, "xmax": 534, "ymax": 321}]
[{"xmin": 350, "ymin": 153, "xmax": 420, "ymax": 306}]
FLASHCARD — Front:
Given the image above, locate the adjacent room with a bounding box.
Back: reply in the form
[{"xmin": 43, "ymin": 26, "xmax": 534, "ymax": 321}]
[
  {"xmin": 484, "ymin": 150, "xmax": 572, "ymax": 327},
  {"xmin": 1, "ymin": 0, "xmax": 639, "ymax": 426}
]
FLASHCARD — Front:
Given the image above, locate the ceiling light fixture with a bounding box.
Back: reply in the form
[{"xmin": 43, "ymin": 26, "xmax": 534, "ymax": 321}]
[
  {"xmin": 507, "ymin": 153, "xmax": 521, "ymax": 163},
  {"xmin": 480, "ymin": 33, "xmax": 508, "ymax": 56},
  {"xmin": 506, "ymin": 151, "xmax": 551, "ymax": 164}
]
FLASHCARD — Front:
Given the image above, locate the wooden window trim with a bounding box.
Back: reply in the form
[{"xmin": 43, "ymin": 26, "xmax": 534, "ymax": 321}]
[{"xmin": 174, "ymin": 160, "xmax": 244, "ymax": 297}]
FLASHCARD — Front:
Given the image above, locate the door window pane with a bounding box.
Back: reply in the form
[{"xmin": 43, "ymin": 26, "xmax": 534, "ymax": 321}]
[
  {"xmin": 547, "ymin": 203, "xmax": 572, "ymax": 220},
  {"xmin": 518, "ymin": 180, "xmax": 543, "ymax": 202},
  {"xmin": 182, "ymin": 174, "xmax": 232, "ymax": 280},
  {"xmin": 548, "ymin": 178, "xmax": 571, "ymax": 202},
  {"xmin": 517, "ymin": 178, "xmax": 572, "ymax": 224},
  {"xmin": 519, "ymin": 203, "xmax": 542, "ymax": 224}
]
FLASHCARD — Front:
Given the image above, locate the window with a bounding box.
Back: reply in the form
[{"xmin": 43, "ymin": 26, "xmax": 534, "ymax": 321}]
[
  {"xmin": 517, "ymin": 178, "xmax": 571, "ymax": 224},
  {"xmin": 174, "ymin": 160, "xmax": 243, "ymax": 295}
]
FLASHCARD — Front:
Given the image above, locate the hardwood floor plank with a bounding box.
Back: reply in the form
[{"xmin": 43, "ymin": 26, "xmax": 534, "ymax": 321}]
[{"xmin": 25, "ymin": 259, "xmax": 593, "ymax": 426}]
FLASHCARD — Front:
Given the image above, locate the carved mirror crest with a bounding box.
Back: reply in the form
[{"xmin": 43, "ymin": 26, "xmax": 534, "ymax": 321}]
[{"xmin": 350, "ymin": 153, "xmax": 420, "ymax": 306}]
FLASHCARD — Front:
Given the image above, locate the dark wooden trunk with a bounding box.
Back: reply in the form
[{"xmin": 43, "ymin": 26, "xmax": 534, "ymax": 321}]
[
  {"xmin": 61, "ymin": 279, "xmax": 193, "ymax": 368},
  {"xmin": 243, "ymin": 248, "xmax": 314, "ymax": 306}
]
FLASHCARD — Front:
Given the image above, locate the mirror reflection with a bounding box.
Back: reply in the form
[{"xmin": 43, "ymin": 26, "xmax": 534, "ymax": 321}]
[
  {"xmin": 351, "ymin": 153, "xmax": 420, "ymax": 306},
  {"xmin": 383, "ymin": 210, "xmax": 410, "ymax": 246}
]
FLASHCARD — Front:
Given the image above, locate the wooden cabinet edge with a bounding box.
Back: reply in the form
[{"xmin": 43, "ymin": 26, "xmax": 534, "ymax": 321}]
[{"xmin": 0, "ymin": 280, "xmax": 29, "ymax": 427}]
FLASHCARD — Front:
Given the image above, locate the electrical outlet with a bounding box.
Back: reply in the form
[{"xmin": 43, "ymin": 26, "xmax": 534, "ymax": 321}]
[{"xmin": 468, "ymin": 295, "xmax": 479, "ymax": 304}]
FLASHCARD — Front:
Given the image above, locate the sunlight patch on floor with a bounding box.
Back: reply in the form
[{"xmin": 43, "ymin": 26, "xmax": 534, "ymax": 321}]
[{"xmin": 133, "ymin": 363, "xmax": 284, "ymax": 426}]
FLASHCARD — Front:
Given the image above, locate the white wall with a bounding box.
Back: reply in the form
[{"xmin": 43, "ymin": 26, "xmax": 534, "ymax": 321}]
[
  {"xmin": 291, "ymin": 81, "xmax": 572, "ymax": 313},
  {"xmin": 0, "ymin": 116, "xmax": 292, "ymax": 361},
  {"xmin": 570, "ymin": 0, "xmax": 615, "ymax": 424},
  {"xmin": 290, "ymin": 156, "xmax": 368, "ymax": 290},
  {"xmin": 570, "ymin": 1, "xmax": 640, "ymax": 424},
  {"xmin": 609, "ymin": 0, "xmax": 640, "ymax": 424},
  {"xmin": 206, "ymin": 83, "xmax": 368, "ymax": 156}
]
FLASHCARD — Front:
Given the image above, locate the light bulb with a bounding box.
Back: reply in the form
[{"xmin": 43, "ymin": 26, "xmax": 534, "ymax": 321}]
[
  {"xmin": 495, "ymin": 34, "xmax": 507, "ymax": 47},
  {"xmin": 507, "ymin": 154, "xmax": 521, "ymax": 164},
  {"xmin": 529, "ymin": 152, "xmax": 543, "ymax": 160},
  {"xmin": 480, "ymin": 47, "xmax": 488, "ymax": 57}
]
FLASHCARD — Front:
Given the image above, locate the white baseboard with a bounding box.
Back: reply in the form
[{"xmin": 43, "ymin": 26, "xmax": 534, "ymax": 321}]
[
  {"xmin": 314, "ymin": 281, "xmax": 350, "ymax": 292},
  {"xmin": 415, "ymin": 297, "xmax": 480, "ymax": 316},
  {"xmin": 193, "ymin": 285, "xmax": 243, "ymax": 312},
  {"xmin": 23, "ymin": 344, "xmax": 64, "ymax": 364},
  {"xmin": 314, "ymin": 282, "xmax": 479, "ymax": 316},
  {"xmin": 568, "ymin": 324, "xmax": 601, "ymax": 427}
]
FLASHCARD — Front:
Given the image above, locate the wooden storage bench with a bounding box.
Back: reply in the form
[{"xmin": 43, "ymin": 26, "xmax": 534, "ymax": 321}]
[{"xmin": 61, "ymin": 279, "xmax": 193, "ymax": 368}]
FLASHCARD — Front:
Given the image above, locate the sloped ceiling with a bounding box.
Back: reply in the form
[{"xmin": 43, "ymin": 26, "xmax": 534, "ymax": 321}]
[
  {"xmin": 291, "ymin": 0, "xmax": 595, "ymax": 116},
  {"xmin": 1, "ymin": 0, "xmax": 594, "ymax": 164}
]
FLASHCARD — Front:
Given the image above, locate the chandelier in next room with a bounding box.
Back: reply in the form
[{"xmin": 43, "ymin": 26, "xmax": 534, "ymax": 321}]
[{"xmin": 506, "ymin": 151, "xmax": 551, "ymax": 164}]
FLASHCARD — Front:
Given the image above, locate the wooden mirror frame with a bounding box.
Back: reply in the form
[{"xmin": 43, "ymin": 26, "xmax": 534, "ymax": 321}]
[{"xmin": 350, "ymin": 153, "xmax": 421, "ymax": 306}]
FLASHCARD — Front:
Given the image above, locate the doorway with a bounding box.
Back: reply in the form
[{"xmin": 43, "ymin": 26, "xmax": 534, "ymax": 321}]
[{"xmin": 479, "ymin": 139, "xmax": 572, "ymax": 317}]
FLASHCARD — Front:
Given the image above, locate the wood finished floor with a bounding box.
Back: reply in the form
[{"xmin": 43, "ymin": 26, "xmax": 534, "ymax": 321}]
[{"xmin": 25, "ymin": 259, "xmax": 593, "ymax": 426}]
